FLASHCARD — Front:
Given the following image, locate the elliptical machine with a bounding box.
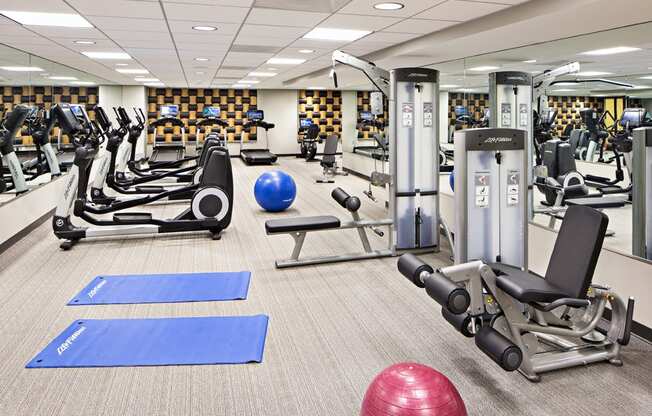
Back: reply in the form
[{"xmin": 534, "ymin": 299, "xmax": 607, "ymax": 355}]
[
  {"xmin": 0, "ymin": 105, "xmax": 32, "ymax": 194},
  {"xmin": 298, "ymin": 119, "xmax": 320, "ymax": 161},
  {"xmin": 52, "ymin": 103, "xmax": 234, "ymax": 250}
]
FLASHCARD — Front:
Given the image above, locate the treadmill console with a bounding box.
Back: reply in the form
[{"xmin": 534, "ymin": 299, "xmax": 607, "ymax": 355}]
[
  {"xmin": 160, "ymin": 105, "xmax": 179, "ymax": 118},
  {"xmin": 360, "ymin": 111, "xmax": 373, "ymax": 121},
  {"xmin": 299, "ymin": 118, "xmax": 312, "ymax": 128},
  {"xmin": 620, "ymin": 108, "xmax": 649, "ymax": 129},
  {"xmin": 247, "ymin": 110, "xmax": 264, "ymax": 121},
  {"xmin": 202, "ymin": 106, "xmax": 220, "ymax": 118}
]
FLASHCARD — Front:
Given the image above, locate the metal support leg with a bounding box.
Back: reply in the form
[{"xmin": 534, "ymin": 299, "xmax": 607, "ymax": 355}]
[{"xmin": 290, "ymin": 232, "xmax": 306, "ymax": 260}]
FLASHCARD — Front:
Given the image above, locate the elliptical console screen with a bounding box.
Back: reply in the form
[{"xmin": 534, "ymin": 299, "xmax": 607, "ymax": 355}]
[
  {"xmin": 202, "ymin": 106, "xmax": 220, "ymax": 118},
  {"xmin": 247, "ymin": 110, "xmax": 264, "ymax": 121},
  {"xmin": 70, "ymin": 104, "xmax": 84, "ymax": 117},
  {"xmin": 54, "ymin": 104, "xmax": 83, "ymax": 134},
  {"xmin": 620, "ymin": 109, "xmax": 644, "ymax": 128},
  {"xmin": 360, "ymin": 111, "xmax": 373, "ymax": 121},
  {"xmin": 160, "ymin": 105, "xmax": 179, "ymax": 117},
  {"xmin": 454, "ymin": 105, "xmax": 469, "ymax": 117},
  {"xmin": 300, "ymin": 118, "xmax": 312, "ymax": 128}
]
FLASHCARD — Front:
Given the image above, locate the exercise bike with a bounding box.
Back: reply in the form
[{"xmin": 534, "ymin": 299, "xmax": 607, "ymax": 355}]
[
  {"xmin": 298, "ymin": 119, "xmax": 320, "ymax": 162},
  {"xmin": 52, "ymin": 103, "xmax": 233, "ymax": 250}
]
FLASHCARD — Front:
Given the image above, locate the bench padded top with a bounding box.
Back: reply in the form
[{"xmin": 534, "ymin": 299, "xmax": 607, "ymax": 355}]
[
  {"xmin": 491, "ymin": 263, "xmax": 569, "ymax": 304},
  {"xmin": 265, "ymin": 215, "xmax": 341, "ymax": 234},
  {"xmin": 565, "ymin": 196, "xmax": 625, "ymax": 209}
]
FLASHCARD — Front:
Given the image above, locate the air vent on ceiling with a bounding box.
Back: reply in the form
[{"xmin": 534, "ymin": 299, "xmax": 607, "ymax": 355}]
[{"xmin": 230, "ymin": 45, "xmax": 281, "ymax": 54}]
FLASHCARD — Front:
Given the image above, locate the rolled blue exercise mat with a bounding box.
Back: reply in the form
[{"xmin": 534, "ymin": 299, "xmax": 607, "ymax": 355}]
[
  {"xmin": 68, "ymin": 271, "xmax": 251, "ymax": 305},
  {"xmin": 26, "ymin": 315, "xmax": 269, "ymax": 368}
]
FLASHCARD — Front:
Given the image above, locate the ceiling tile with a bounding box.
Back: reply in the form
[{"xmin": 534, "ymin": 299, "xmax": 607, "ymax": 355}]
[
  {"xmin": 0, "ymin": 0, "xmax": 74, "ymax": 13},
  {"xmin": 235, "ymin": 36, "xmax": 297, "ymax": 47},
  {"xmin": 67, "ymin": 0, "xmax": 164, "ymax": 19},
  {"xmin": 28, "ymin": 26, "xmax": 108, "ymax": 40},
  {"xmin": 161, "ymin": 0, "xmax": 253, "ymax": 5},
  {"xmin": 383, "ymin": 18, "xmax": 457, "ymax": 34},
  {"xmin": 238, "ymin": 24, "xmax": 308, "ymax": 39},
  {"xmin": 415, "ymin": 0, "xmax": 508, "ymax": 22},
  {"xmin": 338, "ymin": 0, "xmax": 447, "ymax": 18},
  {"xmin": 245, "ymin": 8, "xmax": 329, "ymax": 28},
  {"xmin": 89, "ymin": 17, "xmax": 168, "ymax": 32},
  {"xmin": 222, "ymin": 51, "xmax": 275, "ymax": 66},
  {"xmin": 318, "ymin": 13, "xmax": 401, "ymax": 31},
  {"xmin": 216, "ymin": 69, "xmax": 250, "ymax": 77},
  {"xmin": 163, "ymin": 3, "xmax": 249, "ymax": 23}
]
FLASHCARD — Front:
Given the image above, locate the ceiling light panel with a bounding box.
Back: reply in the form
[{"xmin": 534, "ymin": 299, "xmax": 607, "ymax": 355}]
[
  {"xmin": 468, "ymin": 66, "xmax": 500, "ymax": 71},
  {"xmin": 576, "ymin": 71, "xmax": 613, "ymax": 76},
  {"xmin": 267, "ymin": 57, "xmax": 306, "ymax": 65},
  {"xmin": 581, "ymin": 46, "xmax": 641, "ymax": 56},
  {"xmin": 0, "ymin": 66, "xmax": 43, "ymax": 72},
  {"xmin": 0, "ymin": 11, "xmax": 93, "ymax": 27},
  {"xmin": 116, "ymin": 68, "xmax": 149, "ymax": 74}
]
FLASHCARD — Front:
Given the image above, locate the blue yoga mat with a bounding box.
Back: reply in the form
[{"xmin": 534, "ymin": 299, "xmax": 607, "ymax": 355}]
[
  {"xmin": 68, "ymin": 272, "xmax": 251, "ymax": 305},
  {"xmin": 26, "ymin": 315, "xmax": 269, "ymax": 368}
]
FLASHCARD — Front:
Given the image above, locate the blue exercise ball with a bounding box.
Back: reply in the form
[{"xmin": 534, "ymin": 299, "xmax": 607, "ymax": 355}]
[
  {"xmin": 254, "ymin": 170, "xmax": 297, "ymax": 212},
  {"xmin": 449, "ymin": 172, "xmax": 455, "ymax": 192}
]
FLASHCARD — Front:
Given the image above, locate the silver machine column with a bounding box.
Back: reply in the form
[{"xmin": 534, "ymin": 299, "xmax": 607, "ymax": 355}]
[
  {"xmin": 489, "ymin": 72, "xmax": 533, "ymax": 219},
  {"xmin": 454, "ymin": 128, "xmax": 528, "ymax": 269},
  {"xmin": 389, "ymin": 68, "xmax": 440, "ymax": 251},
  {"xmin": 632, "ymin": 127, "xmax": 652, "ymax": 260}
]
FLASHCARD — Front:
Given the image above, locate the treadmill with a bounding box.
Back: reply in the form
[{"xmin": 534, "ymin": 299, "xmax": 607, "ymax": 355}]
[
  {"xmin": 240, "ymin": 110, "xmax": 277, "ymax": 165},
  {"xmin": 149, "ymin": 105, "xmax": 187, "ymax": 166}
]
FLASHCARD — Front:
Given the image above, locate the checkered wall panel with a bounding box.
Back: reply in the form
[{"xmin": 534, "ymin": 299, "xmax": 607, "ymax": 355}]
[
  {"xmin": 548, "ymin": 96, "xmax": 642, "ymax": 134},
  {"xmin": 355, "ymin": 91, "xmax": 388, "ymax": 139},
  {"xmin": 297, "ymin": 89, "xmax": 342, "ymax": 139},
  {"xmin": 1, "ymin": 85, "xmax": 98, "ymax": 146},
  {"xmin": 448, "ymin": 93, "xmax": 488, "ymax": 127},
  {"xmin": 146, "ymin": 88, "xmax": 257, "ymax": 144}
]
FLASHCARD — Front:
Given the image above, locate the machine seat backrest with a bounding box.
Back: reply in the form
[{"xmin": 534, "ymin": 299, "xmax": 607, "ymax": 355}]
[
  {"xmin": 544, "ymin": 205, "xmax": 608, "ymax": 299},
  {"xmin": 321, "ymin": 135, "xmax": 339, "ymax": 165},
  {"xmin": 306, "ymin": 124, "xmax": 319, "ymax": 141}
]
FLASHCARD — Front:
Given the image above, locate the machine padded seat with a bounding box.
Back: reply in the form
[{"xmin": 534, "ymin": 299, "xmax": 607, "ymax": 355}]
[
  {"xmin": 565, "ymin": 196, "xmax": 626, "ymax": 209},
  {"xmin": 265, "ymin": 216, "xmax": 340, "ymax": 234},
  {"xmin": 493, "ymin": 264, "xmax": 569, "ymax": 304}
]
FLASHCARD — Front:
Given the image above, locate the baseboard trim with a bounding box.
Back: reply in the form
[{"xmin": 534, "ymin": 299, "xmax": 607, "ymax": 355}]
[{"xmin": 0, "ymin": 208, "xmax": 55, "ymax": 254}]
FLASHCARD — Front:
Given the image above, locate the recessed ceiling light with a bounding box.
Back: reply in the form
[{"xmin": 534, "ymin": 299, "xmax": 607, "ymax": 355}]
[
  {"xmin": 299, "ymin": 49, "xmax": 314, "ymax": 54},
  {"xmin": 373, "ymin": 2, "xmax": 404, "ymax": 10},
  {"xmin": 248, "ymin": 72, "xmax": 277, "ymax": 77},
  {"xmin": 70, "ymin": 81, "xmax": 95, "ymax": 85},
  {"xmin": 303, "ymin": 28, "xmax": 371, "ymax": 42},
  {"xmin": 239, "ymin": 79, "xmax": 260, "ymax": 84},
  {"xmin": 639, "ymin": 75, "xmax": 652, "ymax": 80},
  {"xmin": 232, "ymin": 83, "xmax": 251, "ymax": 88},
  {"xmin": 523, "ymin": 59, "xmax": 537, "ymax": 63},
  {"xmin": 49, "ymin": 76, "xmax": 77, "ymax": 80},
  {"xmin": 192, "ymin": 25, "xmax": 217, "ymax": 31},
  {"xmin": 468, "ymin": 66, "xmax": 499, "ymax": 71},
  {"xmin": 195, "ymin": 57, "xmax": 209, "ymax": 61},
  {"xmin": 74, "ymin": 40, "xmax": 95, "ymax": 45},
  {"xmin": 267, "ymin": 57, "xmax": 305, "ymax": 65},
  {"xmin": 440, "ymin": 84, "xmax": 460, "ymax": 88},
  {"xmin": 116, "ymin": 68, "xmax": 149, "ymax": 74},
  {"xmin": 135, "ymin": 78, "xmax": 159, "ymax": 82},
  {"xmin": 576, "ymin": 71, "xmax": 612, "ymax": 76},
  {"xmin": 581, "ymin": 46, "xmax": 641, "ymax": 56},
  {"xmin": 0, "ymin": 66, "xmax": 43, "ymax": 72},
  {"xmin": 0, "ymin": 11, "xmax": 92, "ymax": 28},
  {"xmin": 144, "ymin": 82, "xmax": 165, "ymax": 87},
  {"xmin": 307, "ymin": 86, "xmax": 325, "ymax": 90},
  {"xmin": 83, "ymin": 51, "xmax": 131, "ymax": 60},
  {"xmin": 115, "ymin": 63, "xmax": 129, "ymax": 66}
]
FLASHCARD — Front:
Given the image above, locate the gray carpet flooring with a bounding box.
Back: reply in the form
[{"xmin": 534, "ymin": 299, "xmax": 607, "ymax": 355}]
[{"xmin": 0, "ymin": 156, "xmax": 650, "ymax": 416}]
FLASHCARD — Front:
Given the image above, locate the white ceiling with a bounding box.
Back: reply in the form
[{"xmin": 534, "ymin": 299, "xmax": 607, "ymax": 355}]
[{"xmin": 0, "ymin": 0, "xmax": 531, "ymax": 88}]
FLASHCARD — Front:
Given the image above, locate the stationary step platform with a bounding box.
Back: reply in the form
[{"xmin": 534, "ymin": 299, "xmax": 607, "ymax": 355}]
[
  {"xmin": 135, "ymin": 186, "xmax": 165, "ymax": 193},
  {"xmin": 113, "ymin": 213, "xmax": 153, "ymax": 224}
]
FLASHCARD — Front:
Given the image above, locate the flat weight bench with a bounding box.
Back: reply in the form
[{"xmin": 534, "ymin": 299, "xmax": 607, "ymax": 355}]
[{"xmin": 265, "ymin": 187, "xmax": 393, "ymax": 268}]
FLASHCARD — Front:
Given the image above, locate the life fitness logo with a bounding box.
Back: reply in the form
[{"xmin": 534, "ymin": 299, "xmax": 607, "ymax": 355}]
[
  {"xmin": 484, "ymin": 137, "xmax": 513, "ymax": 143},
  {"xmin": 55, "ymin": 218, "xmax": 65, "ymax": 227},
  {"xmin": 408, "ymin": 72, "xmax": 429, "ymax": 78}
]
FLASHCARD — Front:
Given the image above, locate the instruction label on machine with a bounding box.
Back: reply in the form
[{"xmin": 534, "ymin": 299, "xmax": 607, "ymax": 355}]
[
  {"xmin": 423, "ymin": 102, "xmax": 433, "ymax": 127},
  {"xmin": 507, "ymin": 171, "xmax": 520, "ymax": 206},
  {"xmin": 475, "ymin": 173, "xmax": 490, "ymax": 208},
  {"xmin": 519, "ymin": 104, "xmax": 528, "ymax": 127},
  {"xmin": 402, "ymin": 103, "xmax": 414, "ymax": 127},
  {"xmin": 501, "ymin": 103, "xmax": 511, "ymax": 127}
]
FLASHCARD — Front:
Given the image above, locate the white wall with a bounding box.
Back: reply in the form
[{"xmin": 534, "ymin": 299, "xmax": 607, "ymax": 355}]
[
  {"xmin": 98, "ymin": 85, "xmax": 123, "ymax": 124},
  {"xmin": 121, "ymin": 86, "xmax": 148, "ymax": 158},
  {"xmin": 256, "ymin": 89, "xmax": 299, "ymax": 156}
]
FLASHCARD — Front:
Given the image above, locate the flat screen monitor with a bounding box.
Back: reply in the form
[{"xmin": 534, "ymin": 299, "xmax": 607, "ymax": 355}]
[
  {"xmin": 300, "ymin": 118, "xmax": 312, "ymax": 128},
  {"xmin": 620, "ymin": 109, "xmax": 644, "ymax": 128},
  {"xmin": 360, "ymin": 111, "xmax": 373, "ymax": 121},
  {"xmin": 202, "ymin": 106, "xmax": 220, "ymax": 118},
  {"xmin": 160, "ymin": 105, "xmax": 179, "ymax": 117},
  {"xmin": 247, "ymin": 110, "xmax": 264, "ymax": 121},
  {"xmin": 454, "ymin": 105, "xmax": 469, "ymax": 117},
  {"xmin": 70, "ymin": 104, "xmax": 84, "ymax": 117}
]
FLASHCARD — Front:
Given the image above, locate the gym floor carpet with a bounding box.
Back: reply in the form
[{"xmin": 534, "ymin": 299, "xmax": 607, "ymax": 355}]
[{"xmin": 0, "ymin": 157, "xmax": 650, "ymax": 416}]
